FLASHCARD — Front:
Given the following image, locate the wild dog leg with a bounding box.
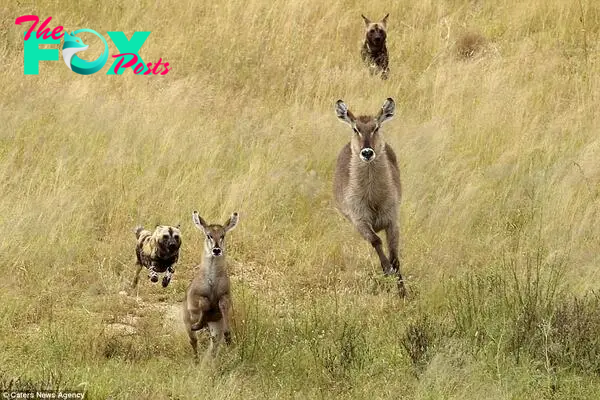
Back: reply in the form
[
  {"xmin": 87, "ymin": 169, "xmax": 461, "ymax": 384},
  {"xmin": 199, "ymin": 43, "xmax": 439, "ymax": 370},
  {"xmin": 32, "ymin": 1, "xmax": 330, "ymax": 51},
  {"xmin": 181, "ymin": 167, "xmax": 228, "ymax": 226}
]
[
  {"xmin": 162, "ymin": 265, "xmax": 174, "ymax": 288},
  {"xmin": 148, "ymin": 262, "xmax": 159, "ymax": 283},
  {"xmin": 132, "ymin": 263, "xmax": 143, "ymax": 288}
]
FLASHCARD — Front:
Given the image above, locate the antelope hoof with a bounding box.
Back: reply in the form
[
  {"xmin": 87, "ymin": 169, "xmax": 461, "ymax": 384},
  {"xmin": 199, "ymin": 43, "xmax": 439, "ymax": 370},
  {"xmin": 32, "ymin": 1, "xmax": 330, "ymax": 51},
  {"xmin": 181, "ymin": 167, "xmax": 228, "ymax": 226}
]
[
  {"xmin": 383, "ymin": 262, "xmax": 396, "ymax": 276},
  {"xmin": 397, "ymin": 279, "xmax": 407, "ymax": 298},
  {"xmin": 190, "ymin": 322, "xmax": 202, "ymax": 331},
  {"xmin": 389, "ymin": 258, "xmax": 401, "ymax": 274}
]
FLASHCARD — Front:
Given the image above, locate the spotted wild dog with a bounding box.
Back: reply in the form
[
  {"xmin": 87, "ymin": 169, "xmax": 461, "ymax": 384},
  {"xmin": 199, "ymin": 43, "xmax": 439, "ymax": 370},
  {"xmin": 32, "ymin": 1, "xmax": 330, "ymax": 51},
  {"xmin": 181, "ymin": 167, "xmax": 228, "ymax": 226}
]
[
  {"xmin": 333, "ymin": 98, "xmax": 405, "ymax": 296},
  {"xmin": 183, "ymin": 211, "xmax": 239, "ymax": 358},
  {"xmin": 360, "ymin": 14, "xmax": 390, "ymax": 80},
  {"xmin": 132, "ymin": 225, "xmax": 181, "ymax": 289}
]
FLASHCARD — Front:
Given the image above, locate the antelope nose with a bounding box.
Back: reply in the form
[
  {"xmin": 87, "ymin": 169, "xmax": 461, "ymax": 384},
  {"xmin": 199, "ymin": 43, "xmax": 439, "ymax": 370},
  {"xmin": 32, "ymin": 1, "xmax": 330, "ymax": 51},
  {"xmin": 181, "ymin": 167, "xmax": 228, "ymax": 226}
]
[
  {"xmin": 360, "ymin": 148, "xmax": 374, "ymax": 160},
  {"xmin": 212, "ymin": 248, "xmax": 222, "ymax": 256}
]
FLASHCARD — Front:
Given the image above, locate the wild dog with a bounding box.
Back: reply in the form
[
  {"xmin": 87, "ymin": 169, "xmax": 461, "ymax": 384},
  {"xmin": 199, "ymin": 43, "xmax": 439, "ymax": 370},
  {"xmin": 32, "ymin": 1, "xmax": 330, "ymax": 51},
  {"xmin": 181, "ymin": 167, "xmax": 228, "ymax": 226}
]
[
  {"xmin": 333, "ymin": 98, "xmax": 405, "ymax": 296},
  {"xmin": 132, "ymin": 225, "xmax": 181, "ymax": 289},
  {"xmin": 183, "ymin": 211, "xmax": 239, "ymax": 358},
  {"xmin": 360, "ymin": 14, "xmax": 390, "ymax": 80}
]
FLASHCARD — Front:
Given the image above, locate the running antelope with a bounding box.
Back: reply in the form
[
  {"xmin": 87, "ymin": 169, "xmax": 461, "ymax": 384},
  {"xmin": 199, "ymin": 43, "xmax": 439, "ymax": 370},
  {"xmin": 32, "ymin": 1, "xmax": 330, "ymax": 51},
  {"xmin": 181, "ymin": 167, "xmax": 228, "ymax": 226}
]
[
  {"xmin": 333, "ymin": 98, "xmax": 405, "ymax": 295},
  {"xmin": 183, "ymin": 211, "xmax": 239, "ymax": 358}
]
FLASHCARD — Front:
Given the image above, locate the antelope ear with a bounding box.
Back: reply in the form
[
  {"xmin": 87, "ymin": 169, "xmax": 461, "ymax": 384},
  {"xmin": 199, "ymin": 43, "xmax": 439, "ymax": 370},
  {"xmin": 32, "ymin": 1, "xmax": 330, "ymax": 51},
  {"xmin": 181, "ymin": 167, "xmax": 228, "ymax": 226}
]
[
  {"xmin": 381, "ymin": 13, "xmax": 389, "ymax": 27},
  {"xmin": 224, "ymin": 212, "xmax": 239, "ymax": 232},
  {"xmin": 361, "ymin": 14, "xmax": 371, "ymax": 26},
  {"xmin": 376, "ymin": 98, "xmax": 395, "ymax": 124},
  {"xmin": 335, "ymin": 100, "xmax": 356, "ymax": 126},
  {"xmin": 192, "ymin": 211, "xmax": 209, "ymax": 235}
]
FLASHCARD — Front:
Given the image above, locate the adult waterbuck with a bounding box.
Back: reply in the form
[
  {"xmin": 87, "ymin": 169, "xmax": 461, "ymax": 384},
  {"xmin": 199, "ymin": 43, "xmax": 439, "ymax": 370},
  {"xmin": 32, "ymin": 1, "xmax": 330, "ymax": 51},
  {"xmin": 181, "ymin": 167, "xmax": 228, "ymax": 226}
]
[{"xmin": 333, "ymin": 98, "xmax": 405, "ymax": 295}]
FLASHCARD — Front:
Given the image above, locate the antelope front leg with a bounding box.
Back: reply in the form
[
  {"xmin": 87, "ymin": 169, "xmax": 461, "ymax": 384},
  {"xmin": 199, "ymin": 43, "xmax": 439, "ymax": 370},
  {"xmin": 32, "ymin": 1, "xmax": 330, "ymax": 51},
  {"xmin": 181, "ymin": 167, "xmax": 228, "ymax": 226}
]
[
  {"xmin": 188, "ymin": 296, "xmax": 210, "ymax": 331},
  {"xmin": 186, "ymin": 327, "xmax": 198, "ymax": 358},
  {"xmin": 353, "ymin": 219, "xmax": 392, "ymax": 275},
  {"xmin": 206, "ymin": 321, "xmax": 223, "ymax": 358},
  {"xmin": 218, "ymin": 295, "xmax": 233, "ymax": 345},
  {"xmin": 385, "ymin": 222, "xmax": 406, "ymax": 297},
  {"xmin": 385, "ymin": 221, "xmax": 402, "ymax": 276}
]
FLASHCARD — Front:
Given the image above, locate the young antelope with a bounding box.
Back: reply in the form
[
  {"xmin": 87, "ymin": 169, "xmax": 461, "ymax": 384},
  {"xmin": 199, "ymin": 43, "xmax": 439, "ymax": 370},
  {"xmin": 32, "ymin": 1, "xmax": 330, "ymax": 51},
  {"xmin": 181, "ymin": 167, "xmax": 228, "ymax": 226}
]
[{"xmin": 183, "ymin": 211, "xmax": 239, "ymax": 358}]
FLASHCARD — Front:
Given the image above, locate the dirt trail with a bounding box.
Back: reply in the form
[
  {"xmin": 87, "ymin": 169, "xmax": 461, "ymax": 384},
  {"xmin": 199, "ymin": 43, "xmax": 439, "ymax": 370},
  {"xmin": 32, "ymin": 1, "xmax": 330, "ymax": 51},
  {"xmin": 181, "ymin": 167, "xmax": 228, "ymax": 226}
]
[{"xmin": 106, "ymin": 258, "xmax": 284, "ymax": 336}]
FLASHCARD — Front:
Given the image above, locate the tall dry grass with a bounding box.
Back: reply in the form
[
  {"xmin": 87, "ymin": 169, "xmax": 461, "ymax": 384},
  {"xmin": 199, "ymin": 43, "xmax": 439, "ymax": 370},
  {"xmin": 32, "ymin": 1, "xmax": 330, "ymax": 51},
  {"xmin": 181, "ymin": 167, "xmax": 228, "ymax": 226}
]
[{"xmin": 1, "ymin": 0, "xmax": 600, "ymax": 398}]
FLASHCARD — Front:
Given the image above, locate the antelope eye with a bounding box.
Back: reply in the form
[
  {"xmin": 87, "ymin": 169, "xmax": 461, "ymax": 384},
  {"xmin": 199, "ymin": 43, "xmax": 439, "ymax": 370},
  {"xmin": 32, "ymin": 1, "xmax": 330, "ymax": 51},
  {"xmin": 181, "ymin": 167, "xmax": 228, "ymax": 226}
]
[
  {"xmin": 353, "ymin": 127, "xmax": 360, "ymax": 135},
  {"xmin": 220, "ymin": 235, "xmax": 225, "ymax": 240}
]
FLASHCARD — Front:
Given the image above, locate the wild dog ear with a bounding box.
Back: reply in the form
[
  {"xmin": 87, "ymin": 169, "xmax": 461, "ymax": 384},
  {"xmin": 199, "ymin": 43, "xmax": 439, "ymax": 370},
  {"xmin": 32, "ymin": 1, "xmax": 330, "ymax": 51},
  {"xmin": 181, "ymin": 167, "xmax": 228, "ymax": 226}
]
[
  {"xmin": 381, "ymin": 13, "xmax": 389, "ymax": 27},
  {"xmin": 192, "ymin": 211, "xmax": 209, "ymax": 235},
  {"xmin": 134, "ymin": 226, "xmax": 144, "ymax": 237},
  {"xmin": 335, "ymin": 100, "xmax": 356, "ymax": 126},
  {"xmin": 173, "ymin": 224, "xmax": 181, "ymax": 237},
  {"xmin": 361, "ymin": 14, "xmax": 371, "ymax": 26},
  {"xmin": 376, "ymin": 98, "xmax": 395, "ymax": 124},
  {"xmin": 224, "ymin": 212, "xmax": 239, "ymax": 232}
]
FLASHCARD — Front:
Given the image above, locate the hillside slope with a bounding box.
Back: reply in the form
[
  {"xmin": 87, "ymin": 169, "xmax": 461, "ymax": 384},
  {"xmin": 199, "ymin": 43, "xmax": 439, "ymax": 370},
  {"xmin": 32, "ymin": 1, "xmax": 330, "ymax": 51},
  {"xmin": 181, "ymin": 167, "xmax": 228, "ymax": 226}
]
[{"xmin": 1, "ymin": 1, "xmax": 600, "ymax": 398}]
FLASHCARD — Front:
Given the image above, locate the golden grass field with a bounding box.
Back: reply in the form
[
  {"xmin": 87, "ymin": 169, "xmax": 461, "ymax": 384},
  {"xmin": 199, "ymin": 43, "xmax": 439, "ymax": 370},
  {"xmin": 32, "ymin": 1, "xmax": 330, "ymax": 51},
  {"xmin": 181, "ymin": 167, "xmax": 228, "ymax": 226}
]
[{"xmin": 1, "ymin": 0, "xmax": 600, "ymax": 398}]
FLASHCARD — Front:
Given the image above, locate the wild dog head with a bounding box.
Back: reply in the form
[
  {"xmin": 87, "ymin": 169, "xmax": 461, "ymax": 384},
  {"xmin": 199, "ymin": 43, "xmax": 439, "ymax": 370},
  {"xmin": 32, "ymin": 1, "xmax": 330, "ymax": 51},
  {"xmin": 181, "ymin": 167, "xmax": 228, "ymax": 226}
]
[
  {"xmin": 335, "ymin": 98, "xmax": 395, "ymax": 163},
  {"xmin": 192, "ymin": 211, "xmax": 239, "ymax": 257},
  {"xmin": 152, "ymin": 225, "xmax": 182, "ymax": 256},
  {"xmin": 362, "ymin": 14, "xmax": 388, "ymax": 49}
]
